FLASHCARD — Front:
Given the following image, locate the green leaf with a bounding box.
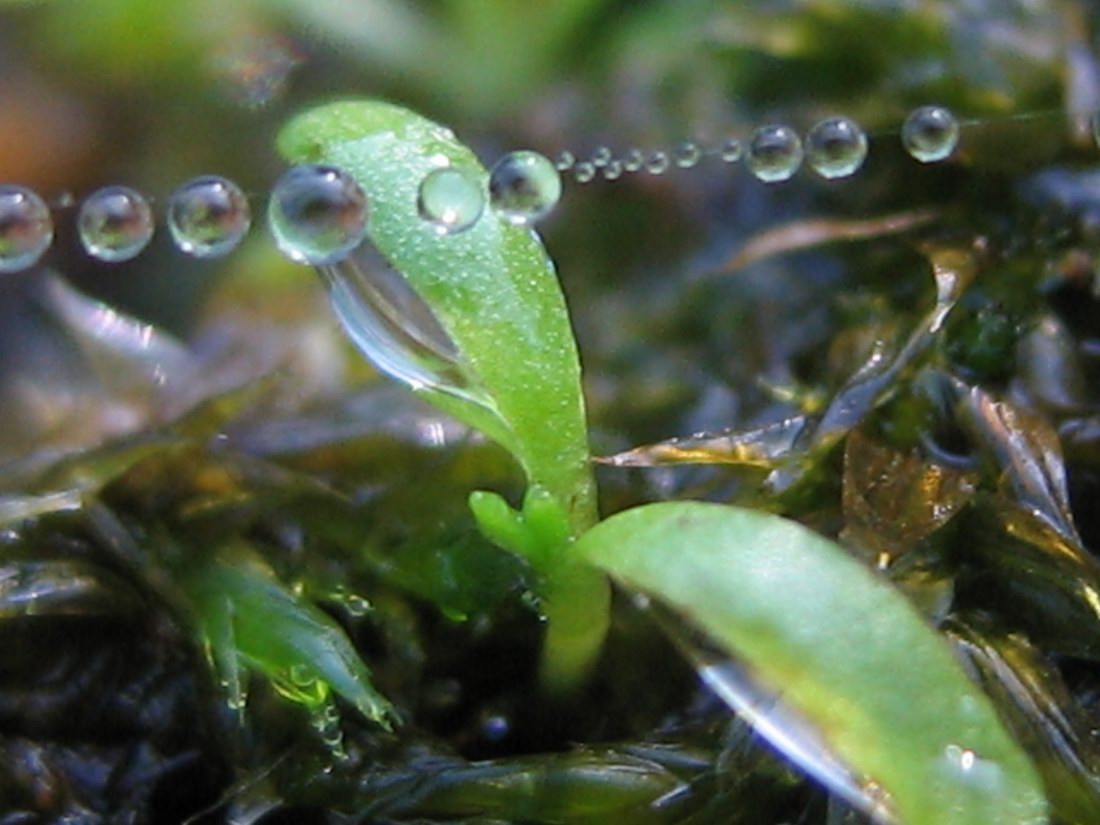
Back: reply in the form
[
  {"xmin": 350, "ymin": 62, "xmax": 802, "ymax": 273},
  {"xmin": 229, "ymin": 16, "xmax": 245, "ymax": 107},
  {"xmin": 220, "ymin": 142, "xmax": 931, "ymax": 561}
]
[
  {"xmin": 182, "ymin": 541, "xmax": 394, "ymax": 727},
  {"xmin": 276, "ymin": 100, "xmax": 595, "ymax": 535},
  {"xmin": 576, "ymin": 501, "xmax": 1048, "ymax": 825}
]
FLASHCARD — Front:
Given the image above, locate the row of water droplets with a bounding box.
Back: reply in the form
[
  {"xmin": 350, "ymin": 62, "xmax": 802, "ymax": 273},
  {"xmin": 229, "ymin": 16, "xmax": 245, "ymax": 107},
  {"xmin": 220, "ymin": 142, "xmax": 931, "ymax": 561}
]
[
  {"xmin": 559, "ymin": 105, "xmax": 959, "ymax": 184},
  {"xmin": 0, "ymin": 105, "xmax": 963, "ymax": 274}
]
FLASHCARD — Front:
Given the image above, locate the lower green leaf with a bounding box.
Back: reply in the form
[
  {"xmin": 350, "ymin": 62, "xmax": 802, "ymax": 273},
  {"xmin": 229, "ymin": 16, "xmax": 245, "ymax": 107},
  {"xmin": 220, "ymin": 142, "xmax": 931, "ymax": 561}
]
[{"xmin": 575, "ymin": 502, "xmax": 1048, "ymax": 825}]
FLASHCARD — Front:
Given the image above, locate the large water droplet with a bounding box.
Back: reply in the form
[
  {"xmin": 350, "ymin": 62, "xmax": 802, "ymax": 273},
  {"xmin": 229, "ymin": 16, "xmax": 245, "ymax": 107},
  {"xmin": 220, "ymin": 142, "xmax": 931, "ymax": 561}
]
[
  {"xmin": 317, "ymin": 240, "xmax": 495, "ymax": 416},
  {"xmin": 78, "ymin": 186, "xmax": 154, "ymax": 262},
  {"xmin": 488, "ymin": 151, "xmax": 562, "ymax": 225},
  {"xmin": 268, "ymin": 164, "xmax": 368, "ymax": 265},
  {"xmin": 747, "ymin": 125, "xmax": 804, "ymax": 182},
  {"xmin": 806, "ymin": 117, "xmax": 869, "ymax": 179},
  {"xmin": 417, "ymin": 167, "xmax": 485, "ymax": 235},
  {"xmin": 0, "ymin": 185, "xmax": 52, "ymax": 273},
  {"xmin": 902, "ymin": 105, "xmax": 959, "ymax": 163},
  {"xmin": 167, "ymin": 175, "xmax": 251, "ymax": 257}
]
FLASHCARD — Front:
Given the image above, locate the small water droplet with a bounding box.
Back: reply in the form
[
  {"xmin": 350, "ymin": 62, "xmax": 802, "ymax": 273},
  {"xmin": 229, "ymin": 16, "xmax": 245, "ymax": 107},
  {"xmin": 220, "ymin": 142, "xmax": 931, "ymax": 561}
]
[
  {"xmin": 590, "ymin": 146, "xmax": 613, "ymax": 168},
  {"xmin": 573, "ymin": 161, "xmax": 596, "ymax": 183},
  {"xmin": 167, "ymin": 175, "xmax": 251, "ymax": 257},
  {"xmin": 747, "ymin": 125, "xmax": 804, "ymax": 182},
  {"xmin": 602, "ymin": 160, "xmax": 624, "ymax": 180},
  {"xmin": 720, "ymin": 138, "xmax": 743, "ymax": 163},
  {"xmin": 0, "ymin": 185, "xmax": 53, "ymax": 273},
  {"xmin": 289, "ymin": 663, "xmax": 313, "ymax": 686},
  {"xmin": 554, "ymin": 150, "xmax": 576, "ymax": 172},
  {"xmin": 645, "ymin": 150, "xmax": 670, "ymax": 175},
  {"xmin": 805, "ymin": 116, "xmax": 868, "ymax": 179},
  {"xmin": 674, "ymin": 141, "xmax": 702, "ymax": 168},
  {"xmin": 417, "ymin": 167, "xmax": 485, "ymax": 235},
  {"xmin": 488, "ymin": 150, "xmax": 561, "ymax": 224},
  {"xmin": 268, "ymin": 164, "xmax": 368, "ymax": 265},
  {"xmin": 902, "ymin": 105, "xmax": 959, "ymax": 163},
  {"xmin": 621, "ymin": 149, "xmax": 644, "ymax": 172},
  {"xmin": 78, "ymin": 186, "xmax": 154, "ymax": 262}
]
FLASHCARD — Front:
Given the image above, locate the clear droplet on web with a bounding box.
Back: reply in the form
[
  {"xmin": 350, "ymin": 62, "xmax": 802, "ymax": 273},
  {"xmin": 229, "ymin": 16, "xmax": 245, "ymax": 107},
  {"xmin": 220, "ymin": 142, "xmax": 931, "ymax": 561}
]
[
  {"xmin": 602, "ymin": 160, "xmax": 624, "ymax": 180},
  {"xmin": 417, "ymin": 166, "xmax": 485, "ymax": 235},
  {"xmin": 554, "ymin": 150, "xmax": 576, "ymax": 172},
  {"xmin": 167, "ymin": 175, "xmax": 251, "ymax": 257},
  {"xmin": 0, "ymin": 185, "xmax": 53, "ymax": 273},
  {"xmin": 806, "ymin": 116, "xmax": 869, "ymax": 179},
  {"xmin": 488, "ymin": 150, "xmax": 562, "ymax": 225},
  {"xmin": 621, "ymin": 149, "xmax": 644, "ymax": 172},
  {"xmin": 268, "ymin": 164, "xmax": 368, "ymax": 265},
  {"xmin": 902, "ymin": 105, "xmax": 959, "ymax": 164},
  {"xmin": 645, "ymin": 150, "xmax": 670, "ymax": 175},
  {"xmin": 747, "ymin": 125, "xmax": 803, "ymax": 183},
  {"xmin": 674, "ymin": 141, "xmax": 702, "ymax": 168},
  {"xmin": 78, "ymin": 185, "xmax": 154, "ymax": 262},
  {"xmin": 720, "ymin": 138, "xmax": 743, "ymax": 163},
  {"xmin": 573, "ymin": 161, "xmax": 596, "ymax": 184},
  {"xmin": 590, "ymin": 146, "xmax": 612, "ymax": 168}
]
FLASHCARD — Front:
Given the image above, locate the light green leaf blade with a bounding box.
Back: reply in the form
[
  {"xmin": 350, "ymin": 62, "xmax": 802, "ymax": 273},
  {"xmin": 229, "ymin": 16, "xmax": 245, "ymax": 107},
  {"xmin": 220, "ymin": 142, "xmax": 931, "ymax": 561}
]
[
  {"xmin": 575, "ymin": 502, "xmax": 1048, "ymax": 825},
  {"xmin": 276, "ymin": 100, "xmax": 595, "ymax": 534},
  {"xmin": 183, "ymin": 543, "xmax": 394, "ymax": 727}
]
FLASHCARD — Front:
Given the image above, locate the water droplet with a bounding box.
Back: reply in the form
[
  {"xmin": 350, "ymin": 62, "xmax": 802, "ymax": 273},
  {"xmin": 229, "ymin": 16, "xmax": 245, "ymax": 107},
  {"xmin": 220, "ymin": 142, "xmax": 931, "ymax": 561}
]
[
  {"xmin": 590, "ymin": 146, "xmax": 612, "ymax": 168},
  {"xmin": 902, "ymin": 105, "xmax": 959, "ymax": 163},
  {"xmin": 268, "ymin": 164, "xmax": 368, "ymax": 265},
  {"xmin": 805, "ymin": 116, "xmax": 869, "ymax": 179},
  {"xmin": 488, "ymin": 150, "xmax": 562, "ymax": 225},
  {"xmin": 77, "ymin": 186, "xmax": 154, "ymax": 262},
  {"xmin": 602, "ymin": 160, "xmax": 624, "ymax": 180},
  {"xmin": 674, "ymin": 141, "xmax": 702, "ymax": 168},
  {"xmin": 645, "ymin": 151, "xmax": 670, "ymax": 174},
  {"xmin": 720, "ymin": 138, "xmax": 743, "ymax": 163},
  {"xmin": 573, "ymin": 162, "xmax": 596, "ymax": 184},
  {"xmin": 417, "ymin": 167, "xmax": 485, "ymax": 235},
  {"xmin": 167, "ymin": 175, "xmax": 251, "ymax": 257},
  {"xmin": 0, "ymin": 185, "xmax": 53, "ymax": 273},
  {"xmin": 289, "ymin": 663, "xmax": 314, "ymax": 686},
  {"xmin": 621, "ymin": 149, "xmax": 644, "ymax": 172},
  {"xmin": 747, "ymin": 125, "xmax": 803, "ymax": 182},
  {"xmin": 554, "ymin": 150, "xmax": 576, "ymax": 172},
  {"xmin": 318, "ymin": 241, "xmax": 494, "ymax": 414}
]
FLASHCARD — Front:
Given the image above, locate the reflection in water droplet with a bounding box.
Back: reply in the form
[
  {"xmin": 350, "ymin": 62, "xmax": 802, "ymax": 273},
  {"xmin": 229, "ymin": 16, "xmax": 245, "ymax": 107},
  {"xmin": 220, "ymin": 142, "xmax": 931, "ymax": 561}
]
[
  {"xmin": 417, "ymin": 167, "xmax": 485, "ymax": 235},
  {"xmin": 0, "ymin": 185, "xmax": 53, "ymax": 273},
  {"xmin": 747, "ymin": 125, "xmax": 804, "ymax": 183},
  {"xmin": 268, "ymin": 164, "xmax": 368, "ymax": 265},
  {"xmin": 488, "ymin": 151, "xmax": 562, "ymax": 224},
  {"xmin": 645, "ymin": 151, "xmax": 670, "ymax": 175},
  {"xmin": 167, "ymin": 175, "xmax": 251, "ymax": 257},
  {"xmin": 806, "ymin": 117, "xmax": 869, "ymax": 179},
  {"xmin": 78, "ymin": 186, "xmax": 154, "ymax": 262},
  {"xmin": 902, "ymin": 105, "xmax": 959, "ymax": 164}
]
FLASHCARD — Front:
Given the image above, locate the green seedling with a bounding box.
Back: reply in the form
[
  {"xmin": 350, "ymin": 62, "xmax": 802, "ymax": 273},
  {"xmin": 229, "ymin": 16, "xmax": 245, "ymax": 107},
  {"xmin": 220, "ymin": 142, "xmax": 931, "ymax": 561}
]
[{"xmin": 276, "ymin": 100, "xmax": 1049, "ymax": 823}]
